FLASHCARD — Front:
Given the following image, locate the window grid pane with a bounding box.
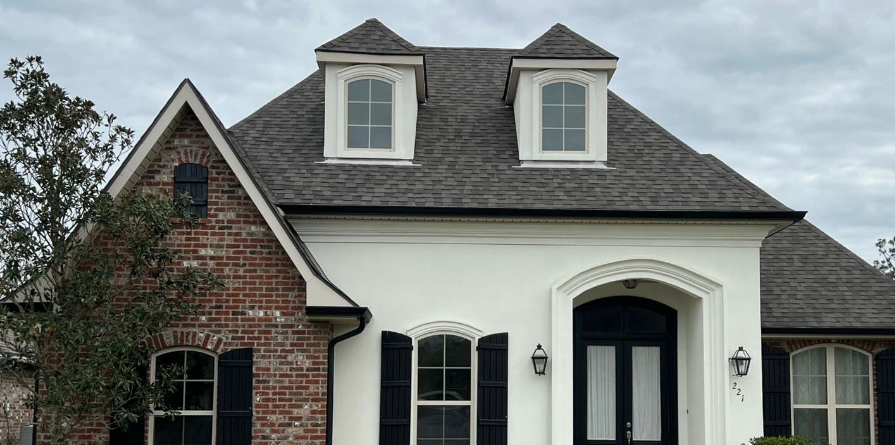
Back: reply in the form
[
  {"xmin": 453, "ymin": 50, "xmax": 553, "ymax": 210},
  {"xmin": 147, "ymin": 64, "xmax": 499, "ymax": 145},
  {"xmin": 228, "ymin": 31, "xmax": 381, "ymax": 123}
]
[
  {"xmin": 793, "ymin": 348, "xmax": 827, "ymax": 405},
  {"xmin": 153, "ymin": 351, "xmax": 216, "ymax": 445},
  {"xmin": 791, "ymin": 347, "xmax": 872, "ymax": 445},
  {"xmin": 346, "ymin": 79, "xmax": 392, "ymax": 149},
  {"xmin": 541, "ymin": 82, "xmax": 586, "ymax": 152},
  {"xmin": 835, "ymin": 348, "xmax": 870, "ymax": 405}
]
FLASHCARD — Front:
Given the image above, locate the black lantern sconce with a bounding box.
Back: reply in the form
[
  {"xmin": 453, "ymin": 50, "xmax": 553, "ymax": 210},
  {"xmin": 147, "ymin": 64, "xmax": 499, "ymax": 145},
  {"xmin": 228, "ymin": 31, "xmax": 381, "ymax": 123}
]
[
  {"xmin": 531, "ymin": 344, "xmax": 549, "ymax": 376},
  {"xmin": 730, "ymin": 346, "xmax": 752, "ymax": 377}
]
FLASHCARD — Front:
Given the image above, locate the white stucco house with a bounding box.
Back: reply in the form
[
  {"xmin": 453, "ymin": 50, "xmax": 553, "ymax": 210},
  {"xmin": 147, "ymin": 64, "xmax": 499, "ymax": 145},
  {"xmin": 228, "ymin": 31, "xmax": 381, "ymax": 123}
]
[
  {"xmin": 11, "ymin": 17, "xmax": 890, "ymax": 445},
  {"xmin": 237, "ymin": 19, "xmax": 895, "ymax": 445}
]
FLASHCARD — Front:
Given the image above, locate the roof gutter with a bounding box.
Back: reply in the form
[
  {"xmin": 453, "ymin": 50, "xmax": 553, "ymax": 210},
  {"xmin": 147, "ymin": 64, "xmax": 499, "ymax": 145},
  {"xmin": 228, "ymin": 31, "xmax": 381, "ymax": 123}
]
[{"xmin": 279, "ymin": 204, "xmax": 807, "ymax": 222}]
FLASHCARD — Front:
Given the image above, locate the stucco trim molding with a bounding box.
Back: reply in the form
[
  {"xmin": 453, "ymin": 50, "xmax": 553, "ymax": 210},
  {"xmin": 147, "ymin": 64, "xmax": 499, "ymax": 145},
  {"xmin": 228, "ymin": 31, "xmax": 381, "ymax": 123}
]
[
  {"xmin": 406, "ymin": 320, "xmax": 484, "ymax": 339},
  {"xmin": 550, "ymin": 258, "xmax": 727, "ymax": 445}
]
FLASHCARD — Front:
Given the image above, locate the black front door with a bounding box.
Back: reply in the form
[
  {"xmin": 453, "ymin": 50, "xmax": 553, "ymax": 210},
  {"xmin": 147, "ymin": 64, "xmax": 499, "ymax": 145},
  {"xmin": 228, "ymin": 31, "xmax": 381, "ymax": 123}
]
[{"xmin": 573, "ymin": 297, "xmax": 677, "ymax": 445}]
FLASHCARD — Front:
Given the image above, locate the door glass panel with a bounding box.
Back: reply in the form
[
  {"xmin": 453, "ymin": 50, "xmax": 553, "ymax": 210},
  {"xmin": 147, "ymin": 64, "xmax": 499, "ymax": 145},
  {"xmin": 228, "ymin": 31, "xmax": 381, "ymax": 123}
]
[
  {"xmin": 586, "ymin": 346, "xmax": 616, "ymax": 440},
  {"xmin": 631, "ymin": 346, "xmax": 661, "ymax": 441}
]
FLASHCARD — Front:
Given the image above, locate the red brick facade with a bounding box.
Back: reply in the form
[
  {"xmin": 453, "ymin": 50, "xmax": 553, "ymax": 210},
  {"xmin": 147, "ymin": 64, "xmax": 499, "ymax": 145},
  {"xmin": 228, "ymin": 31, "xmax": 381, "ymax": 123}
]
[
  {"xmin": 32, "ymin": 108, "xmax": 332, "ymax": 445},
  {"xmin": 1, "ymin": 366, "xmax": 33, "ymax": 445}
]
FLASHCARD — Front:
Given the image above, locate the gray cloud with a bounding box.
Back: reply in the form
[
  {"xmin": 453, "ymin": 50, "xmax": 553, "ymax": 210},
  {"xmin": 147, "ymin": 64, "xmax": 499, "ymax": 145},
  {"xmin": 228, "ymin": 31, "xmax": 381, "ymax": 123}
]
[{"xmin": 2, "ymin": 0, "xmax": 893, "ymax": 262}]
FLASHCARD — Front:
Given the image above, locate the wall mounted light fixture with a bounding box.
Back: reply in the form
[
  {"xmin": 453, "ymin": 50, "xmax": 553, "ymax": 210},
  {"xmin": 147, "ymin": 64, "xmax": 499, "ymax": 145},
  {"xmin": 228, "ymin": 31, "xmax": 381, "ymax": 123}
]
[
  {"xmin": 531, "ymin": 344, "xmax": 549, "ymax": 376},
  {"xmin": 730, "ymin": 346, "xmax": 752, "ymax": 376}
]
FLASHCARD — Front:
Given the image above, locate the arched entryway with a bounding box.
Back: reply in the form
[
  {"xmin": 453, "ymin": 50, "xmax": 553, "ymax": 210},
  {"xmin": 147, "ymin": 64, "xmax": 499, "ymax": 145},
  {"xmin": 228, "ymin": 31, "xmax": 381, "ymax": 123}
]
[{"xmin": 573, "ymin": 297, "xmax": 678, "ymax": 445}]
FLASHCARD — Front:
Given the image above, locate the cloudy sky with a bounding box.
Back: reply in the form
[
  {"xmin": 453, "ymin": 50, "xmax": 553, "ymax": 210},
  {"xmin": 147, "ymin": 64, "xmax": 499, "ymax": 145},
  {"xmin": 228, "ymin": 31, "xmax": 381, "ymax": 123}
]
[{"xmin": 2, "ymin": 0, "xmax": 893, "ymax": 262}]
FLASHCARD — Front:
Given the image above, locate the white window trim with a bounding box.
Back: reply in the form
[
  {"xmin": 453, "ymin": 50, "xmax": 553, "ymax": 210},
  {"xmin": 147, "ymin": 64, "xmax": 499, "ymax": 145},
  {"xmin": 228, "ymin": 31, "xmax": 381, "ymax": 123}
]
[
  {"xmin": 409, "ymin": 327, "xmax": 480, "ymax": 445},
  {"xmin": 345, "ymin": 77, "xmax": 396, "ymax": 152},
  {"xmin": 790, "ymin": 344, "xmax": 875, "ymax": 445},
  {"xmin": 332, "ymin": 64, "xmax": 407, "ymax": 160},
  {"xmin": 538, "ymin": 80, "xmax": 588, "ymax": 154},
  {"xmin": 530, "ymin": 69, "xmax": 604, "ymax": 163},
  {"xmin": 148, "ymin": 347, "xmax": 218, "ymax": 445}
]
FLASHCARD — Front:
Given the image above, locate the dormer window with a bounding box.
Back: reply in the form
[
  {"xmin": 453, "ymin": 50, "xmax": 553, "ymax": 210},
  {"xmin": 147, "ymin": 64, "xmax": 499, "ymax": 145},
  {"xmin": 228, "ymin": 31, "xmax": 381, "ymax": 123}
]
[
  {"xmin": 542, "ymin": 82, "xmax": 586, "ymax": 152},
  {"xmin": 347, "ymin": 79, "xmax": 393, "ymax": 150},
  {"xmin": 322, "ymin": 63, "xmax": 420, "ymax": 163}
]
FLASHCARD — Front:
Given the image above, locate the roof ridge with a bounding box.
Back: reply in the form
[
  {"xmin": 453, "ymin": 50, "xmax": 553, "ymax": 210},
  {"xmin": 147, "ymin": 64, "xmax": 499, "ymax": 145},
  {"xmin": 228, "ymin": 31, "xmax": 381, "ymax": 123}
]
[
  {"xmin": 230, "ymin": 70, "xmax": 321, "ymax": 131},
  {"xmin": 316, "ymin": 18, "xmax": 420, "ymax": 55},
  {"xmin": 518, "ymin": 23, "xmax": 617, "ymax": 59},
  {"xmin": 553, "ymin": 23, "xmax": 609, "ymax": 55},
  {"xmin": 365, "ymin": 18, "xmax": 419, "ymax": 53},
  {"xmin": 518, "ymin": 25, "xmax": 561, "ymax": 55},
  {"xmin": 701, "ymin": 154, "xmax": 790, "ymax": 210},
  {"xmin": 607, "ymin": 90, "xmax": 791, "ymax": 212}
]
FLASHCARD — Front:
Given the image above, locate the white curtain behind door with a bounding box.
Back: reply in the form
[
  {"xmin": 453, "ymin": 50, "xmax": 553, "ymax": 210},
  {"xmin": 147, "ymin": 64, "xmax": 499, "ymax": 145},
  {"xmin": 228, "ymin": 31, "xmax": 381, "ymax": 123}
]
[
  {"xmin": 632, "ymin": 346, "xmax": 662, "ymax": 441},
  {"xmin": 587, "ymin": 346, "xmax": 616, "ymax": 440}
]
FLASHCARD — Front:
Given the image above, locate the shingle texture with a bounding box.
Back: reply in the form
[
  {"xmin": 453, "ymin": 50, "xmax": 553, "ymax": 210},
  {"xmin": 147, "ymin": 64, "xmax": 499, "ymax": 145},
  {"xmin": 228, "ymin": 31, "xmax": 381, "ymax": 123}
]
[
  {"xmin": 231, "ymin": 47, "xmax": 790, "ymax": 212},
  {"xmin": 760, "ymin": 221, "xmax": 895, "ymax": 330},
  {"xmin": 518, "ymin": 23, "xmax": 617, "ymax": 59},
  {"xmin": 702, "ymin": 155, "xmax": 895, "ymax": 330},
  {"xmin": 316, "ymin": 18, "xmax": 420, "ymax": 55}
]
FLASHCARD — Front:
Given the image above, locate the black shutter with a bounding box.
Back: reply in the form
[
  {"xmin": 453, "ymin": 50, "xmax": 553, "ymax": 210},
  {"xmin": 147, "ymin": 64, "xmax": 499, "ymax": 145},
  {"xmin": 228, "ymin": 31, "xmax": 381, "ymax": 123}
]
[
  {"xmin": 173, "ymin": 163, "xmax": 208, "ymax": 217},
  {"xmin": 217, "ymin": 347, "xmax": 253, "ymax": 445},
  {"xmin": 477, "ymin": 333, "xmax": 508, "ymax": 445},
  {"xmin": 878, "ymin": 347, "xmax": 895, "ymax": 444},
  {"xmin": 761, "ymin": 344, "xmax": 791, "ymax": 437},
  {"xmin": 109, "ymin": 362, "xmax": 147, "ymax": 445},
  {"xmin": 380, "ymin": 331, "xmax": 412, "ymax": 445}
]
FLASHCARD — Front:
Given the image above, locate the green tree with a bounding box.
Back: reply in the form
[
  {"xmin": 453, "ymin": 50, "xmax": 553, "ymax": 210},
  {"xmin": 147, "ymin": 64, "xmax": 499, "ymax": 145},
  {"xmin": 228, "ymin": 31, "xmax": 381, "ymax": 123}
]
[
  {"xmin": 876, "ymin": 237, "xmax": 895, "ymax": 279},
  {"xmin": 0, "ymin": 56, "xmax": 222, "ymax": 444}
]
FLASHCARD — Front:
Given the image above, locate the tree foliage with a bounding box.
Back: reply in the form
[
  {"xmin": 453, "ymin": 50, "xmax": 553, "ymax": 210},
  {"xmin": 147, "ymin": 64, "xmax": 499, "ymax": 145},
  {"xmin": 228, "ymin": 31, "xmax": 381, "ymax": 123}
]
[
  {"xmin": 0, "ymin": 56, "xmax": 222, "ymax": 443},
  {"xmin": 875, "ymin": 237, "xmax": 895, "ymax": 279}
]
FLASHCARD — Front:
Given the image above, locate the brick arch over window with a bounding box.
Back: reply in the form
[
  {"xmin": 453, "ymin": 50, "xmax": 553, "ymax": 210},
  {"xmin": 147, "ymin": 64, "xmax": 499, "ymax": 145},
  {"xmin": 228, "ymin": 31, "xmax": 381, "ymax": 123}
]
[
  {"xmin": 147, "ymin": 330, "xmax": 226, "ymax": 354},
  {"xmin": 173, "ymin": 146, "xmax": 212, "ymax": 167}
]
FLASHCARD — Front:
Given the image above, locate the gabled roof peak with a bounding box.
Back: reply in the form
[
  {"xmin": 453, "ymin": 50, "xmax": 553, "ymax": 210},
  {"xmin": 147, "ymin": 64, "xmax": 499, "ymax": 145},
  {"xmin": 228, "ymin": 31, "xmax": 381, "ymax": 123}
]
[
  {"xmin": 316, "ymin": 18, "xmax": 421, "ymax": 56},
  {"xmin": 518, "ymin": 23, "xmax": 617, "ymax": 59}
]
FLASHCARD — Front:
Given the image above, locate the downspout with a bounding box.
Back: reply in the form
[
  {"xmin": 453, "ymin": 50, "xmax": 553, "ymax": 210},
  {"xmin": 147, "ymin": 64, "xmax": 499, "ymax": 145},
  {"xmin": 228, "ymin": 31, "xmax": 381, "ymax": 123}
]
[{"xmin": 325, "ymin": 316, "xmax": 367, "ymax": 445}]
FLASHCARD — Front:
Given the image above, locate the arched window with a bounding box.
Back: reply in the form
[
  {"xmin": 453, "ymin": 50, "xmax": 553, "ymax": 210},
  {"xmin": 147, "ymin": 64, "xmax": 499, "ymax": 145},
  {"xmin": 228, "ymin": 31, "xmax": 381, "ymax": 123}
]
[
  {"xmin": 541, "ymin": 81, "xmax": 586, "ymax": 152},
  {"xmin": 173, "ymin": 163, "xmax": 208, "ymax": 218},
  {"xmin": 791, "ymin": 345, "xmax": 872, "ymax": 445},
  {"xmin": 415, "ymin": 333, "xmax": 475, "ymax": 445},
  {"xmin": 150, "ymin": 348, "xmax": 217, "ymax": 445},
  {"xmin": 347, "ymin": 78, "xmax": 393, "ymax": 150}
]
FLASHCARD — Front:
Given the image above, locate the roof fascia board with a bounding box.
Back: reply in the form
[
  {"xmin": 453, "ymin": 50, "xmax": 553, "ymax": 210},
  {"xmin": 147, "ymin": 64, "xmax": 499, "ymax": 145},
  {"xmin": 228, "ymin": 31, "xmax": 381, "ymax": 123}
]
[
  {"xmin": 505, "ymin": 58, "xmax": 618, "ymax": 103},
  {"xmin": 279, "ymin": 204, "xmax": 806, "ymax": 222},
  {"xmin": 315, "ymin": 52, "xmax": 426, "ymax": 102},
  {"xmin": 763, "ymin": 328, "xmax": 895, "ymax": 337},
  {"xmin": 107, "ymin": 80, "xmax": 360, "ymax": 313}
]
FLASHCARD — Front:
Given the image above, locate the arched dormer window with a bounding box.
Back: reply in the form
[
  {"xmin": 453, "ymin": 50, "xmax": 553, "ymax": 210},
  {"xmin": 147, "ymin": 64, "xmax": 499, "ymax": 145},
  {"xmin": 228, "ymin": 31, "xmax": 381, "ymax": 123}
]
[
  {"xmin": 323, "ymin": 64, "xmax": 417, "ymax": 163},
  {"xmin": 541, "ymin": 81, "xmax": 586, "ymax": 152},
  {"xmin": 347, "ymin": 78, "xmax": 394, "ymax": 150},
  {"xmin": 173, "ymin": 163, "xmax": 208, "ymax": 218},
  {"xmin": 791, "ymin": 345, "xmax": 873, "ymax": 444},
  {"xmin": 517, "ymin": 68, "xmax": 608, "ymax": 167}
]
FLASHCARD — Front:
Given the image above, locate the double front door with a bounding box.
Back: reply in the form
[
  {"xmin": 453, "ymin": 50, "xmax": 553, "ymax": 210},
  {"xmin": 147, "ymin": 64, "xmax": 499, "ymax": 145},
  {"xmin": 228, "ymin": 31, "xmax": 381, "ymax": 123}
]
[{"xmin": 573, "ymin": 297, "xmax": 677, "ymax": 445}]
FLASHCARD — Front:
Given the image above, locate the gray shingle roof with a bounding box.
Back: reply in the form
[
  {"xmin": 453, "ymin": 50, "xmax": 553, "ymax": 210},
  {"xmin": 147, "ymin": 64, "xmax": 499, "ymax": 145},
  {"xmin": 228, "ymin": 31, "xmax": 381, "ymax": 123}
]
[
  {"xmin": 231, "ymin": 46, "xmax": 792, "ymax": 213},
  {"xmin": 518, "ymin": 23, "xmax": 617, "ymax": 59},
  {"xmin": 702, "ymin": 155, "xmax": 895, "ymax": 331},
  {"xmin": 316, "ymin": 18, "xmax": 420, "ymax": 55}
]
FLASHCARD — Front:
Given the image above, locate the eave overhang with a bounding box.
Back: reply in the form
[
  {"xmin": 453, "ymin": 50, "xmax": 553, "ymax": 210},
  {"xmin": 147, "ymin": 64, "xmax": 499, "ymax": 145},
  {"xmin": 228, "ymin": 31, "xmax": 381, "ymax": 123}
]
[
  {"xmin": 315, "ymin": 50, "xmax": 427, "ymax": 102},
  {"xmin": 503, "ymin": 57, "xmax": 618, "ymax": 104}
]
